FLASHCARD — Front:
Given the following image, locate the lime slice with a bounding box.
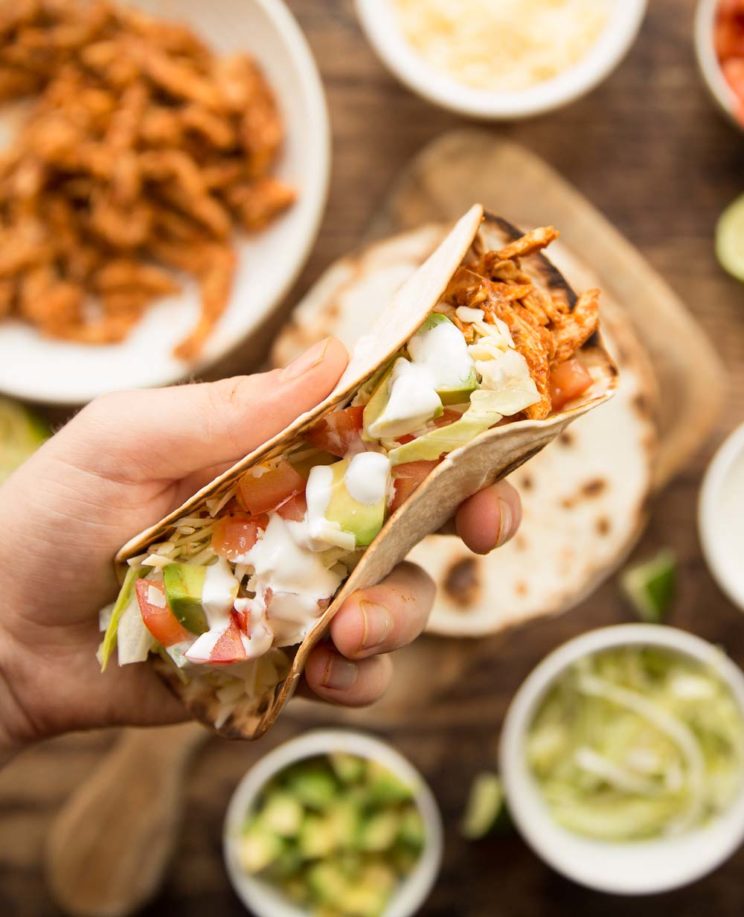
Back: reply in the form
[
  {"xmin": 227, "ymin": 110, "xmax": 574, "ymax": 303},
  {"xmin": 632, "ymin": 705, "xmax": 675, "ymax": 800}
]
[
  {"xmin": 460, "ymin": 771, "xmax": 504, "ymax": 840},
  {"xmin": 0, "ymin": 397, "xmax": 49, "ymax": 483},
  {"xmin": 716, "ymin": 193, "xmax": 744, "ymax": 282},
  {"xmin": 620, "ymin": 549, "xmax": 676, "ymax": 623}
]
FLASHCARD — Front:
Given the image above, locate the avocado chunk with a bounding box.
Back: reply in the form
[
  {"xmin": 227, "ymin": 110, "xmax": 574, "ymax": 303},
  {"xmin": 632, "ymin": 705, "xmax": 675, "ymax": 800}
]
[
  {"xmin": 363, "ymin": 358, "xmax": 443, "ymax": 441},
  {"xmin": 358, "ymin": 810, "xmax": 400, "ymax": 852},
  {"xmin": 365, "ymin": 760, "xmax": 416, "ymax": 804},
  {"xmin": 261, "ymin": 791, "xmax": 304, "ymax": 838},
  {"xmin": 285, "ymin": 764, "xmax": 338, "ymax": 809},
  {"xmin": 329, "ymin": 751, "xmax": 366, "ymax": 784},
  {"xmin": 408, "ymin": 313, "xmax": 477, "ymax": 405},
  {"xmin": 299, "ymin": 813, "xmax": 339, "ymax": 859},
  {"xmin": 460, "ymin": 771, "xmax": 509, "ymax": 840},
  {"xmin": 239, "ymin": 820, "xmax": 284, "ymax": 873},
  {"xmin": 162, "ymin": 564, "xmax": 208, "ymax": 634},
  {"xmin": 398, "ymin": 804, "xmax": 426, "ymax": 848},
  {"xmin": 387, "ymin": 388, "xmax": 505, "ymax": 466},
  {"xmin": 324, "ymin": 457, "xmax": 388, "ymax": 548}
]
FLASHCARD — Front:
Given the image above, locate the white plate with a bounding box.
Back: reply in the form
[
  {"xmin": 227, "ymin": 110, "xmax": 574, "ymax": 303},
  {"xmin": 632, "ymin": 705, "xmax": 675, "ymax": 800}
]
[{"xmin": 0, "ymin": 0, "xmax": 330, "ymax": 405}]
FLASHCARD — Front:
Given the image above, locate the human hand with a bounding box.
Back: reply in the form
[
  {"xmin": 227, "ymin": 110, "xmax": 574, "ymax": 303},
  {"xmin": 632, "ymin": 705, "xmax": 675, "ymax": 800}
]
[{"xmin": 0, "ymin": 337, "xmax": 520, "ymax": 757}]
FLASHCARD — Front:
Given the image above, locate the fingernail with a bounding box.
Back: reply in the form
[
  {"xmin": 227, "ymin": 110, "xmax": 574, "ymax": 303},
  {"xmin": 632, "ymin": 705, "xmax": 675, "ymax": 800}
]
[
  {"xmin": 496, "ymin": 498, "xmax": 517, "ymax": 547},
  {"xmin": 321, "ymin": 656, "xmax": 358, "ymax": 691},
  {"xmin": 280, "ymin": 337, "xmax": 331, "ymax": 381},
  {"xmin": 359, "ymin": 600, "xmax": 393, "ymax": 652}
]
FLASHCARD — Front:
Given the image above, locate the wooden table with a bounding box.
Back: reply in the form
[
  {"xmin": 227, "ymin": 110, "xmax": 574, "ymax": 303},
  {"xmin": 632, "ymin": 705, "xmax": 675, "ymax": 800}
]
[{"xmin": 3, "ymin": 0, "xmax": 744, "ymax": 914}]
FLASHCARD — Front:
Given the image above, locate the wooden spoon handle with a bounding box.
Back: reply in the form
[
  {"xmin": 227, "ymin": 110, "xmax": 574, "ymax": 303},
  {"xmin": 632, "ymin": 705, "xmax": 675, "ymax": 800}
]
[{"xmin": 45, "ymin": 722, "xmax": 206, "ymax": 917}]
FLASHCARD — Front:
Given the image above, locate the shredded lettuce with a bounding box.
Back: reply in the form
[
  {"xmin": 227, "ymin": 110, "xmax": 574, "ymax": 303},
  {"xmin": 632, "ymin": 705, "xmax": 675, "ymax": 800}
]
[
  {"xmin": 527, "ymin": 647, "xmax": 744, "ymax": 841},
  {"xmin": 97, "ymin": 566, "xmax": 147, "ymax": 672}
]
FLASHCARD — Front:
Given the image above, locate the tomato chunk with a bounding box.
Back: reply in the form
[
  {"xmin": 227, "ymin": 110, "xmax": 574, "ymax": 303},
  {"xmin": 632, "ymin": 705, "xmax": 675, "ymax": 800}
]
[
  {"xmin": 209, "ymin": 612, "xmax": 247, "ymax": 664},
  {"xmin": 277, "ymin": 492, "xmax": 307, "ymax": 522},
  {"xmin": 236, "ymin": 460, "xmax": 305, "ymax": 515},
  {"xmin": 549, "ymin": 357, "xmax": 593, "ymax": 412},
  {"xmin": 135, "ymin": 579, "xmax": 191, "ymax": 647},
  {"xmin": 306, "ymin": 406, "xmax": 364, "ymax": 457},
  {"xmin": 390, "ymin": 460, "xmax": 440, "ymax": 513},
  {"xmin": 212, "ymin": 514, "xmax": 266, "ymax": 561}
]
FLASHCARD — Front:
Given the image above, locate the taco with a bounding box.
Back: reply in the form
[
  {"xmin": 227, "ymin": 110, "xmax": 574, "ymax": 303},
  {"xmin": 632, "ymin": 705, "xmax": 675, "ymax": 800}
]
[{"xmin": 98, "ymin": 204, "xmax": 616, "ymax": 738}]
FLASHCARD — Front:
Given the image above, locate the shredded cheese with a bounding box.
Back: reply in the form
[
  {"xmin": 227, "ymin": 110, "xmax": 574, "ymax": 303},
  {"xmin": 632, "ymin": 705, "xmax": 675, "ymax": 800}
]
[{"xmin": 392, "ymin": 0, "xmax": 611, "ymax": 92}]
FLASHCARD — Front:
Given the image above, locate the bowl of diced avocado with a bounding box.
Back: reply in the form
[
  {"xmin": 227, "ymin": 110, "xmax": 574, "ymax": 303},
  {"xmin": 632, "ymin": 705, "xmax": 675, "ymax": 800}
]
[{"xmin": 223, "ymin": 730, "xmax": 443, "ymax": 917}]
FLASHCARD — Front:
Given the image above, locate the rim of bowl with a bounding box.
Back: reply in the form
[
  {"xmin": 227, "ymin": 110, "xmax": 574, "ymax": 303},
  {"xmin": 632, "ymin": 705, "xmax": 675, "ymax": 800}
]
[
  {"xmin": 355, "ymin": 0, "xmax": 647, "ymax": 120},
  {"xmin": 499, "ymin": 624, "xmax": 744, "ymax": 895},
  {"xmin": 223, "ymin": 729, "xmax": 443, "ymax": 917},
  {"xmin": 694, "ymin": 0, "xmax": 741, "ymax": 127},
  {"xmin": 699, "ymin": 422, "xmax": 744, "ymax": 609}
]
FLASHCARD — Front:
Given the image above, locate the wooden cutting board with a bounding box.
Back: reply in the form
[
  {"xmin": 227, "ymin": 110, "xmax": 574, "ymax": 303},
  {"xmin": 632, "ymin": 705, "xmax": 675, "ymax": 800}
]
[{"xmin": 366, "ymin": 130, "xmax": 726, "ymax": 489}]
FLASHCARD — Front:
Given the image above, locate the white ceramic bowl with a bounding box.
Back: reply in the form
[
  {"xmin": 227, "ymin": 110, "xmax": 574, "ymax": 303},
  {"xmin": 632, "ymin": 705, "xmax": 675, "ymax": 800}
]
[
  {"xmin": 0, "ymin": 0, "xmax": 330, "ymax": 405},
  {"xmin": 500, "ymin": 624, "xmax": 744, "ymax": 895},
  {"xmin": 223, "ymin": 730, "xmax": 443, "ymax": 917},
  {"xmin": 699, "ymin": 422, "xmax": 744, "ymax": 608},
  {"xmin": 695, "ymin": 0, "xmax": 742, "ymax": 128},
  {"xmin": 355, "ymin": 0, "xmax": 647, "ymax": 120}
]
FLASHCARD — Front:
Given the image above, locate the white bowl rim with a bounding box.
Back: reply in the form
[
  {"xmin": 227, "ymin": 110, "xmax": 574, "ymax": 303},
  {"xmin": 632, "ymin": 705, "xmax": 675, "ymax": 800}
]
[
  {"xmin": 355, "ymin": 0, "xmax": 647, "ymax": 120},
  {"xmin": 0, "ymin": 0, "xmax": 331, "ymax": 406},
  {"xmin": 699, "ymin": 421, "xmax": 744, "ymax": 609},
  {"xmin": 694, "ymin": 0, "xmax": 740, "ymax": 125},
  {"xmin": 223, "ymin": 729, "xmax": 444, "ymax": 917},
  {"xmin": 499, "ymin": 624, "xmax": 744, "ymax": 895}
]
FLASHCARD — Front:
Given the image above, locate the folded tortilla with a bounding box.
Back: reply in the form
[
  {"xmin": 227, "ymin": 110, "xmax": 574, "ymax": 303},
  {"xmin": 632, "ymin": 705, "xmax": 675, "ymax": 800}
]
[{"xmin": 100, "ymin": 204, "xmax": 617, "ymax": 738}]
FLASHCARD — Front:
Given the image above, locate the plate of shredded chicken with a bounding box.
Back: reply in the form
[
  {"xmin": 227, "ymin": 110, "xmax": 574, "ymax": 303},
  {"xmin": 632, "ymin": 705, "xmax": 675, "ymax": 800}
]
[{"xmin": 0, "ymin": 0, "xmax": 329, "ymax": 403}]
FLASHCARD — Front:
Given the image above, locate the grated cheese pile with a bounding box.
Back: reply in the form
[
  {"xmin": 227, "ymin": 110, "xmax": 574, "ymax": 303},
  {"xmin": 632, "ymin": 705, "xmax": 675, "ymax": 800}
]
[{"xmin": 392, "ymin": 0, "xmax": 611, "ymax": 92}]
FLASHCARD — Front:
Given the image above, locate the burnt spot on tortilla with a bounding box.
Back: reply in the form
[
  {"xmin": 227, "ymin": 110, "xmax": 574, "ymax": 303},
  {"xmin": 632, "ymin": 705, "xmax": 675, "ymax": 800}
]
[
  {"xmin": 595, "ymin": 516, "xmax": 611, "ymax": 536},
  {"xmin": 521, "ymin": 474, "xmax": 533, "ymax": 491},
  {"xmin": 515, "ymin": 580, "xmax": 528, "ymax": 597},
  {"xmin": 558, "ymin": 431, "xmax": 575, "ymax": 448},
  {"xmin": 513, "ymin": 534, "xmax": 528, "ymax": 552},
  {"xmin": 443, "ymin": 557, "xmax": 481, "ymax": 609},
  {"xmin": 582, "ymin": 478, "xmax": 607, "ymax": 498}
]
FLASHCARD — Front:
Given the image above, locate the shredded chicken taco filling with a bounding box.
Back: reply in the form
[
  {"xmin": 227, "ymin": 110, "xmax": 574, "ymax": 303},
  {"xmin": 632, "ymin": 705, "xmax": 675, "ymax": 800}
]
[{"xmin": 98, "ymin": 227, "xmax": 599, "ymax": 722}]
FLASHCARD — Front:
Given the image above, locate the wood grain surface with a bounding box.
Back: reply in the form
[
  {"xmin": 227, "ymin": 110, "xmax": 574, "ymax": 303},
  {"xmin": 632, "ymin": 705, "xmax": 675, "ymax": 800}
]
[{"xmin": 3, "ymin": 1, "xmax": 744, "ymax": 915}]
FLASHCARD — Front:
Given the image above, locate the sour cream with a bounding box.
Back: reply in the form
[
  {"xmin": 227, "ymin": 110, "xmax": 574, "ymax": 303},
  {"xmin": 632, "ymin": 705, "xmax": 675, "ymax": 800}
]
[
  {"xmin": 408, "ymin": 318, "xmax": 475, "ymax": 390},
  {"xmin": 344, "ymin": 452, "xmax": 391, "ymax": 505},
  {"xmin": 366, "ymin": 357, "xmax": 442, "ymax": 440},
  {"xmin": 302, "ymin": 465, "xmax": 356, "ymax": 551},
  {"xmin": 201, "ymin": 558, "xmax": 239, "ymax": 628}
]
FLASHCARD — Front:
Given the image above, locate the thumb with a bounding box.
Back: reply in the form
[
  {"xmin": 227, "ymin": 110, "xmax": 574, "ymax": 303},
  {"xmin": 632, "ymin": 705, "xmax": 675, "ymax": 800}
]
[{"xmin": 54, "ymin": 337, "xmax": 348, "ymax": 483}]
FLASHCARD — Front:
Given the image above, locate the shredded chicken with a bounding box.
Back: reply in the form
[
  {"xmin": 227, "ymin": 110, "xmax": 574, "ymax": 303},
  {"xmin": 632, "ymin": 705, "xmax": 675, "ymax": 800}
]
[{"xmin": 442, "ymin": 226, "xmax": 600, "ymax": 419}]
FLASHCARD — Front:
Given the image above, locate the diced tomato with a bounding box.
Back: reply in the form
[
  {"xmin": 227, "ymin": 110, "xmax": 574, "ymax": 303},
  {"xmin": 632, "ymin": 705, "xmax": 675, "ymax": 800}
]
[
  {"xmin": 277, "ymin": 492, "xmax": 307, "ymax": 522},
  {"xmin": 549, "ymin": 357, "xmax": 593, "ymax": 412},
  {"xmin": 135, "ymin": 579, "xmax": 191, "ymax": 647},
  {"xmin": 306, "ymin": 406, "xmax": 364, "ymax": 457},
  {"xmin": 231, "ymin": 607, "xmax": 251, "ymax": 635},
  {"xmin": 212, "ymin": 514, "xmax": 266, "ymax": 561},
  {"xmin": 209, "ymin": 613, "xmax": 247, "ymax": 664},
  {"xmin": 716, "ymin": 20, "xmax": 744, "ymax": 60},
  {"xmin": 723, "ymin": 57, "xmax": 744, "ymax": 99},
  {"xmin": 390, "ymin": 460, "xmax": 440, "ymax": 513},
  {"xmin": 236, "ymin": 460, "xmax": 305, "ymax": 515}
]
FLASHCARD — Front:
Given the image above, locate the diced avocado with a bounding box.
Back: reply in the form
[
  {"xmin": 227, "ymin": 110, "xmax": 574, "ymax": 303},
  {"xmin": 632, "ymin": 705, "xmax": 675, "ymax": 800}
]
[
  {"xmin": 283, "ymin": 874, "xmax": 311, "ymax": 905},
  {"xmin": 389, "ymin": 842, "xmax": 421, "ymax": 876},
  {"xmin": 261, "ymin": 791, "xmax": 304, "ymax": 838},
  {"xmin": 365, "ymin": 760, "xmax": 416, "ymax": 805},
  {"xmin": 299, "ymin": 814, "xmax": 339, "ymax": 859},
  {"xmin": 397, "ymin": 804, "xmax": 425, "ymax": 848},
  {"xmin": 343, "ymin": 862, "xmax": 397, "ymax": 916},
  {"xmin": 329, "ymin": 751, "xmax": 366, "ymax": 784},
  {"xmin": 264, "ymin": 845, "xmax": 303, "ymax": 881},
  {"xmin": 326, "ymin": 799, "xmax": 361, "ymax": 848},
  {"xmin": 387, "ymin": 389, "xmax": 504, "ymax": 466},
  {"xmin": 239, "ymin": 820, "xmax": 284, "ymax": 873},
  {"xmin": 362, "ymin": 359, "xmax": 443, "ymax": 441},
  {"xmin": 460, "ymin": 772, "xmax": 506, "ymax": 840},
  {"xmin": 324, "ymin": 458, "xmax": 387, "ymax": 548},
  {"xmin": 358, "ymin": 810, "xmax": 400, "ymax": 852},
  {"xmin": 306, "ymin": 860, "xmax": 348, "ymax": 906},
  {"xmin": 411, "ymin": 313, "xmax": 477, "ymax": 405},
  {"xmin": 162, "ymin": 564, "xmax": 208, "ymax": 634},
  {"xmin": 285, "ymin": 764, "xmax": 338, "ymax": 810}
]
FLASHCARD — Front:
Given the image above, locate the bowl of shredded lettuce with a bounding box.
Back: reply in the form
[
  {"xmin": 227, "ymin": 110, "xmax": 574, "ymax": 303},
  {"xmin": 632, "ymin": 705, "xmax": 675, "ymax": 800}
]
[{"xmin": 500, "ymin": 625, "xmax": 744, "ymax": 894}]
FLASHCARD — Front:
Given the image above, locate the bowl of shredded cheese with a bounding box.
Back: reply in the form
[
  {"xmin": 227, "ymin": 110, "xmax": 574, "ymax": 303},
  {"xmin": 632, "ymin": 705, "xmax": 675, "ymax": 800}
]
[{"xmin": 355, "ymin": 0, "xmax": 647, "ymax": 120}]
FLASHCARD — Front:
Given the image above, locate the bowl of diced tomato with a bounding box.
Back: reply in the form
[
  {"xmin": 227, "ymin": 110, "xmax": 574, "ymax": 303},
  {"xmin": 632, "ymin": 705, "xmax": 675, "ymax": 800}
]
[{"xmin": 696, "ymin": 0, "xmax": 744, "ymax": 128}]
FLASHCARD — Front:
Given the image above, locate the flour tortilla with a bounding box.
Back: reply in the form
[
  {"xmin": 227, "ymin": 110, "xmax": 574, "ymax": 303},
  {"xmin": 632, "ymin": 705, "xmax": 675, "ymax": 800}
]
[
  {"xmin": 117, "ymin": 207, "xmax": 616, "ymax": 738},
  {"xmin": 273, "ymin": 224, "xmax": 656, "ymax": 638}
]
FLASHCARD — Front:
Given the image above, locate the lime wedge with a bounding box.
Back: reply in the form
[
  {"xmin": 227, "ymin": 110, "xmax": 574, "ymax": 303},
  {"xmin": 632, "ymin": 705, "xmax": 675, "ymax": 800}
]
[
  {"xmin": 716, "ymin": 193, "xmax": 744, "ymax": 282},
  {"xmin": 0, "ymin": 396, "xmax": 49, "ymax": 483},
  {"xmin": 460, "ymin": 771, "xmax": 504, "ymax": 840},
  {"xmin": 620, "ymin": 549, "xmax": 677, "ymax": 623}
]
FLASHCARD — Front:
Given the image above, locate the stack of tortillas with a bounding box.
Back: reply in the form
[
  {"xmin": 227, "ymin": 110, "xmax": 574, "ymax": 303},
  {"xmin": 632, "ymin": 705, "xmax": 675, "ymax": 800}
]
[{"xmin": 273, "ymin": 225, "xmax": 657, "ymax": 636}]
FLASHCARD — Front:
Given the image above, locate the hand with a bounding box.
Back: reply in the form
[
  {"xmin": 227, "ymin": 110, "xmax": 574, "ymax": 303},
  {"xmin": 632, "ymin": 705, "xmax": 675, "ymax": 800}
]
[{"xmin": 0, "ymin": 337, "xmax": 520, "ymax": 757}]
